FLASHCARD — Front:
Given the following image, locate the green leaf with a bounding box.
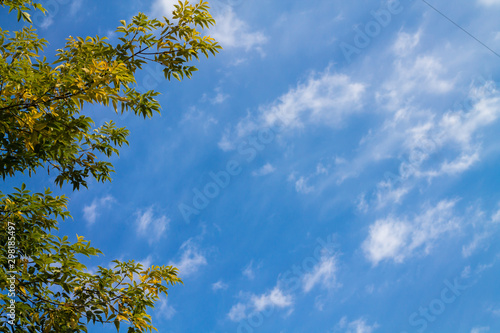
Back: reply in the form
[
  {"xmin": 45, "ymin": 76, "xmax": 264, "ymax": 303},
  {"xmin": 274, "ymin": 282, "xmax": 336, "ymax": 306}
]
[{"xmin": 0, "ymin": 1, "xmax": 211, "ymax": 331}]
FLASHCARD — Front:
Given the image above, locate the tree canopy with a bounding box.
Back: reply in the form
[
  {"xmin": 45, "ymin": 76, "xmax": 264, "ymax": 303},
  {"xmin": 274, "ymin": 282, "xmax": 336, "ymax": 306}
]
[{"xmin": 0, "ymin": 1, "xmax": 220, "ymax": 332}]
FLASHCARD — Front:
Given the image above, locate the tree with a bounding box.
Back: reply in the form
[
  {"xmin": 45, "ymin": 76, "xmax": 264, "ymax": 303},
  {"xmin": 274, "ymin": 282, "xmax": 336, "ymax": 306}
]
[{"xmin": 0, "ymin": 1, "xmax": 221, "ymax": 331}]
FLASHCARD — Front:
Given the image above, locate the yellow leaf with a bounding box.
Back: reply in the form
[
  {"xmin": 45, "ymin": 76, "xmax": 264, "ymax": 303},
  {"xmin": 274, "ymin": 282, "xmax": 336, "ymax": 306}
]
[{"xmin": 116, "ymin": 314, "xmax": 129, "ymax": 322}]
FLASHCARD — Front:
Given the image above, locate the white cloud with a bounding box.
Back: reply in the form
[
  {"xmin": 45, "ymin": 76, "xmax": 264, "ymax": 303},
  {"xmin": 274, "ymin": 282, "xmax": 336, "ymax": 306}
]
[
  {"xmin": 438, "ymin": 152, "xmax": 480, "ymax": 175},
  {"xmin": 219, "ymin": 68, "xmax": 366, "ymax": 151},
  {"xmin": 492, "ymin": 208, "xmax": 500, "ymax": 223},
  {"xmin": 252, "ymin": 163, "xmax": 276, "ymax": 176},
  {"xmin": 212, "ymin": 280, "xmax": 228, "ymax": 292},
  {"xmin": 335, "ymin": 317, "xmax": 379, "ymax": 333},
  {"xmin": 346, "ymin": 319, "xmax": 378, "ymax": 333},
  {"xmin": 363, "ymin": 200, "xmax": 460, "ymax": 265},
  {"xmin": 363, "ymin": 218, "xmax": 411, "ymax": 265},
  {"xmin": 438, "ymin": 82, "xmax": 500, "ymax": 147},
  {"xmin": 242, "ymin": 260, "xmax": 256, "ymax": 280},
  {"xmin": 83, "ymin": 202, "xmax": 98, "ymax": 225},
  {"xmin": 135, "ymin": 207, "xmax": 170, "ymax": 243},
  {"xmin": 202, "ymin": 87, "xmax": 229, "ymax": 105},
  {"xmin": 251, "ymin": 286, "xmax": 293, "ymax": 312},
  {"xmin": 460, "ymin": 205, "xmax": 500, "ymax": 257},
  {"xmin": 288, "ymin": 172, "xmax": 314, "ymax": 194},
  {"xmin": 151, "ymin": 0, "xmax": 177, "ymax": 18},
  {"xmin": 471, "ymin": 327, "xmax": 490, "ymax": 333},
  {"xmin": 371, "ymin": 30, "xmax": 459, "ymax": 113},
  {"xmin": 490, "ymin": 306, "xmax": 500, "ymax": 316},
  {"xmin": 375, "ymin": 180, "xmax": 411, "ymax": 208},
  {"xmin": 379, "ymin": 55, "xmax": 455, "ymax": 109},
  {"xmin": 228, "ymin": 303, "xmax": 247, "ymax": 322},
  {"xmin": 217, "ymin": 130, "xmax": 236, "ymax": 151},
  {"xmin": 302, "ymin": 254, "xmax": 339, "ymax": 293},
  {"xmin": 361, "ymin": 79, "xmax": 500, "ymax": 209},
  {"xmin": 316, "ymin": 163, "xmax": 329, "ymax": 175},
  {"xmin": 228, "ymin": 285, "xmax": 293, "ymax": 322},
  {"xmin": 314, "ymin": 295, "xmax": 327, "ymax": 311},
  {"xmin": 180, "ymin": 106, "xmax": 218, "ymax": 129},
  {"xmin": 212, "ymin": 91, "xmax": 229, "ymax": 104},
  {"xmin": 169, "ymin": 239, "xmax": 207, "ymax": 277},
  {"xmin": 294, "ymin": 176, "xmax": 314, "ymax": 194},
  {"xmin": 39, "ymin": 17, "xmax": 54, "ymax": 29},
  {"xmin": 478, "ymin": 0, "xmax": 500, "ymax": 5},
  {"xmin": 82, "ymin": 196, "xmax": 114, "ymax": 225},
  {"xmin": 70, "ymin": 0, "xmax": 83, "ymax": 16},
  {"xmin": 393, "ymin": 30, "xmax": 421, "ymax": 56},
  {"xmin": 260, "ymin": 71, "xmax": 366, "ymax": 130},
  {"xmin": 357, "ymin": 194, "xmax": 369, "ymax": 213},
  {"xmin": 462, "ymin": 232, "xmax": 490, "ymax": 258},
  {"xmin": 150, "ymin": 0, "xmax": 266, "ymax": 52},
  {"xmin": 210, "ymin": 6, "xmax": 267, "ymax": 51},
  {"xmin": 156, "ymin": 297, "xmax": 176, "ymax": 320}
]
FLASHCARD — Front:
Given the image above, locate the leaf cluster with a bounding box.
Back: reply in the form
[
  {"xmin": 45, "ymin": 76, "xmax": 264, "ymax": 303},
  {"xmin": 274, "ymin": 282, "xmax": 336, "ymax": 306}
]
[
  {"xmin": 0, "ymin": 187, "xmax": 181, "ymax": 332},
  {"xmin": 0, "ymin": 0, "xmax": 220, "ymax": 190},
  {"xmin": 0, "ymin": 0, "xmax": 46, "ymax": 23},
  {"xmin": 0, "ymin": 1, "xmax": 219, "ymax": 332}
]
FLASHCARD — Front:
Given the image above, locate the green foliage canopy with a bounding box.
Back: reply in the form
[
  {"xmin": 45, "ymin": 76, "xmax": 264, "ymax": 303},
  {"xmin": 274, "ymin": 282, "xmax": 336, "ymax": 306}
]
[
  {"xmin": 0, "ymin": 0, "xmax": 221, "ymax": 190},
  {"xmin": 0, "ymin": 1, "xmax": 220, "ymax": 332}
]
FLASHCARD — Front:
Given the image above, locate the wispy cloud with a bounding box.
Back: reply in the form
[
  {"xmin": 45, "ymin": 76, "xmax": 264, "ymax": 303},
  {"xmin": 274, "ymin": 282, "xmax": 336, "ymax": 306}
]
[
  {"xmin": 288, "ymin": 173, "xmax": 314, "ymax": 194},
  {"xmin": 70, "ymin": 0, "xmax": 83, "ymax": 16},
  {"xmin": 228, "ymin": 236, "xmax": 340, "ymax": 324},
  {"xmin": 492, "ymin": 207, "xmax": 500, "ymax": 223},
  {"xmin": 39, "ymin": 17, "xmax": 54, "ymax": 29},
  {"xmin": 151, "ymin": 0, "xmax": 266, "ymax": 53},
  {"xmin": 212, "ymin": 91, "xmax": 229, "ymax": 105},
  {"xmin": 135, "ymin": 207, "xmax": 170, "ymax": 243},
  {"xmin": 302, "ymin": 253, "xmax": 339, "ymax": 293},
  {"xmin": 462, "ymin": 231, "xmax": 490, "ymax": 258},
  {"xmin": 212, "ymin": 280, "xmax": 228, "ymax": 292},
  {"xmin": 354, "ymin": 78, "xmax": 500, "ymax": 210},
  {"xmin": 227, "ymin": 285, "xmax": 293, "ymax": 322},
  {"xmin": 82, "ymin": 195, "xmax": 114, "ymax": 225},
  {"xmin": 334, "ymin": 317, "xmax": 379, "ymax": 333},
  {"xmin": 211, "ymin": 6, "xmax": 267, "ymax": 52},
  {"xmin": 150, "ymin": 0, "xmax": 177, "ymax": 18},
  {"xmin": 156, "ymin": 297, "xmax": 176, "ymax": 320},
  {"xmin": 242, "ymin": 260, "xmax": 257, "ymax": 280},
  {"xmin": 489, "ymin": 306, "xmax": 500, "ymax": 316},
  {"xmin": 169, "ymin": 239, "xmax": 207, "ymax": 277},
  {"xmin": 392, "ymin": 30, "xmax": 421, "ymax": 57},
  {"xmin": 220, "ymin": 68, "xmax": 366, "ymax": 148},
  {"xmin": 363, "ymin": 200, "xmax": 460, "ymax": 265},
  {"xmin": 218, "ymin": 130, "xmax": 236, "ymax": 151},
  {"xmin": 295, "ymin": 177, "xmax": 314, "ymax": 194},
  {"xmin": 470, "ymin": 327, "xmax": 490, "ymax": 333},
  {"xmin": 378, "ymin": 31, "xmax": 455, "ymax": 110},
  {"xmin": 252, "ymin": 163, "xmax": 276, "ymax": 177},
  {"xmin": 478, "ymin": 0, "xmax": 500, "ymax": 6},
  {"xmin": 259, "ymin": 71, "xmax": 365, "ymax": 130},
  {"xmin": 201, "ymin": 87, "xmax": 229, "ymax": 105},
  {"xmin": 228, "ymin": 302, "xmax": 247, "ymax": 322},
  {"xmin": 251, "ymin": 286, "xmax": 293, "ymax": 312},
  {"xmin": 461, "ymin": 205, "xmax": 500, "ymax": 257}
]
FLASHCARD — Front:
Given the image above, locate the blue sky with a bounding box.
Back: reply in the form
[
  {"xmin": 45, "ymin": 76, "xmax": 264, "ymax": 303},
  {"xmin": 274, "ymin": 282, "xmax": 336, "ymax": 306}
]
[{"xmin": 3, "ymin": 0, "xmax": 500, "ymax": 332}]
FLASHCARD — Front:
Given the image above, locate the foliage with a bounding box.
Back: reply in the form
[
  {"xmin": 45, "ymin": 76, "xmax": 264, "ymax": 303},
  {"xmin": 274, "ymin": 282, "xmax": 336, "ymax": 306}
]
[
  {"xmin": 0, "ymin": 0, "xmax": 220, "ymax": 332},
  {"xmin": 0, "ymin": 0, "xmax": 220, "ymax": 190},
  {"xmin": 0, "ymin": 186, "xmax": 181, "ymax": 332}
]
